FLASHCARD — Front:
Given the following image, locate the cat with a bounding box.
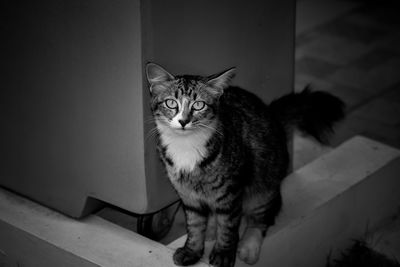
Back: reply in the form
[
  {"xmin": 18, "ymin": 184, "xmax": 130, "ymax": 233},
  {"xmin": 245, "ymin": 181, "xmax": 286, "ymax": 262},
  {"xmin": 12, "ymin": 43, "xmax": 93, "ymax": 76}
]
[{"xmin": 146, "ymin": 63, "xmax": 345, "ymax": 267}]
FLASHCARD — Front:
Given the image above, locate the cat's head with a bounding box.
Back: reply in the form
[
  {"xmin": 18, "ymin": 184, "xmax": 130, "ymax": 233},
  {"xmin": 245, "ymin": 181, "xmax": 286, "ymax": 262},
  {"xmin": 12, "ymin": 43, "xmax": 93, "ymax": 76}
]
[{"xmin": 146, "ymin": 63, "xmax": 235, "ymax": 134}]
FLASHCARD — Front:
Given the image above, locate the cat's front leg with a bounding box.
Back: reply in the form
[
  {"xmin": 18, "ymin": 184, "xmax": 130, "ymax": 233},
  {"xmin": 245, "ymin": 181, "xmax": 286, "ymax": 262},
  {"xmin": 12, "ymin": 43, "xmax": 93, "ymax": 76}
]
[
  {"xmin": 209, "ymin": 209, "xmax": 241, "ymax": 267},
  {"xmin": 173, "ymin": 206, "xmax": 207, "ymax": 266}
]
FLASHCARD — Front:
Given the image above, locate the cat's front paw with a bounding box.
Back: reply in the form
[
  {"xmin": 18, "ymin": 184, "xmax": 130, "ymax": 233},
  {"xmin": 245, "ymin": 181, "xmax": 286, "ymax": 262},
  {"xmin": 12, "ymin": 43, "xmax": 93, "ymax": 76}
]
[
  {"xmin": 209, "ymin": 248, "xmax": 236, "ymax": 267},
  {"xmin": 237, "ymin": 228, "xmax": 263, "ymax": 265},
  {"xmin": 173, "ymin": 247, "xmax": 202, "ymax": 266},
  {"xmin": 237, "ymin": 240, "xmax": 261, "ymax": 265}
]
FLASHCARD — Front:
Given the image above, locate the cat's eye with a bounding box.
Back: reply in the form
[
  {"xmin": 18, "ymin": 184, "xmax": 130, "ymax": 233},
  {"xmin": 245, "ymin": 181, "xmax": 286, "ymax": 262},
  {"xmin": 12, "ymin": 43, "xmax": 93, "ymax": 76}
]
[
  {"xmin": 192, "ymin": 101, "xmax": 206, "ymax": 111},
  {"xmin": 164, "ymin": 99, "xmax": 178, "ymax": 109}
]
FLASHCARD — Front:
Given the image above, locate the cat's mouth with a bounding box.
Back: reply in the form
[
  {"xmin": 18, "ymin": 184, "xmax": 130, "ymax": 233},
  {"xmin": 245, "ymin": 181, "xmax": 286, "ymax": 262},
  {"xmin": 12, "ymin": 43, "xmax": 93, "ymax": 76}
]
[
  {"xmin": 169, "ymin": 121, "xmax": 194, "ymax": 133},
  {"xmin": 172, "ymin": 126, "xmax": 194, "ymax": 134},
  {"xmin": 168, "ymin": 123, "xmax": 199, "ymax": 135}
]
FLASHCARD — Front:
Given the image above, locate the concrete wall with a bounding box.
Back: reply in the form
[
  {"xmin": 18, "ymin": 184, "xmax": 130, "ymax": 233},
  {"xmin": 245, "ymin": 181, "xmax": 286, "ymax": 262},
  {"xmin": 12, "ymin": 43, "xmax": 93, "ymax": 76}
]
[
  {"xmin": 0, "ymin": 0, "xmax": 160, "ymax": 217},
  {"xmin": 142, "ymin": 0, "xmax": 295, "ymax": 98},
  {"xmin": 0, "ymin": 0, "xmax": 295, "ymax": 217}
]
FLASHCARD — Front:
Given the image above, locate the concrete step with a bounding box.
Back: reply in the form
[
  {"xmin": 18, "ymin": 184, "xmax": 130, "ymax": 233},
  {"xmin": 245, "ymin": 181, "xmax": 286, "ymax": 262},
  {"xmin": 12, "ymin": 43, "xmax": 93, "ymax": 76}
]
[
  {"xmin": 168, "ymin": 136, "xmax": 400, "ymax": 267},
  {"xmin": 293, "ymin": 132, "xmax": 333, "ymax": 170},
  {"xmin": 0, "ymin": 135, "xmax": 399, "ymax": 267}
]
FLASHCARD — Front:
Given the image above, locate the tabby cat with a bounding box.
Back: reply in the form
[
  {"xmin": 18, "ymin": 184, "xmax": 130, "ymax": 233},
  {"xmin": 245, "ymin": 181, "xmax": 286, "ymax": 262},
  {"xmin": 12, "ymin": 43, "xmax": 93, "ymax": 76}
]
[{"xmin": 146, "ymin": 63, "xmax": 345, "ymax": 267}]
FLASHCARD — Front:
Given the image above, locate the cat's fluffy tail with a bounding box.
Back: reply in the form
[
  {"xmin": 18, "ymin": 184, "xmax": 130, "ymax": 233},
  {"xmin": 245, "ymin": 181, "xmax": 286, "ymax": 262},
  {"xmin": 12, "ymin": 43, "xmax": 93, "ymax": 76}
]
[{"xmin": 269, "ymin": 87, "xmax": 345, "ymax": 144}]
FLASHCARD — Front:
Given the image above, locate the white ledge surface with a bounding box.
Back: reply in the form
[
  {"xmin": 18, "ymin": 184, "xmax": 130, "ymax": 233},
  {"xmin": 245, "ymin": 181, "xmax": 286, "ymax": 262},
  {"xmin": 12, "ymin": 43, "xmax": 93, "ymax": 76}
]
[
  {"xmin": 1, "ymin": 135, "xmax": 399, "ymax": 267},
  {"xmin": 0, "ymin": 188, "xmax": 208, "ymax": 266}
]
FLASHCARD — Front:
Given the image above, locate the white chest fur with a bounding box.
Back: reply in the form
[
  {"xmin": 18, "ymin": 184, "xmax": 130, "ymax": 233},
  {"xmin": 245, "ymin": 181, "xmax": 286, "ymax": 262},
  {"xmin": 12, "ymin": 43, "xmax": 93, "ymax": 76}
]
[{"xmin": 156, "ymin": 122, "xmax": 213, "ymax": 173}]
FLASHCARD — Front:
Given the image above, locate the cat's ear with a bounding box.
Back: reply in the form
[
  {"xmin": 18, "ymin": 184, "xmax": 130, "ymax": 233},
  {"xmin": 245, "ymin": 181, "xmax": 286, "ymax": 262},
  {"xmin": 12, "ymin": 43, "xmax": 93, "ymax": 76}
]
[
  {"xmin": 206, "ymin": 67, "xmax": 236, "ymax": 95},
  {"xmin": 146, "ymin": 63, "xmax": 175, "ymax": 88}
]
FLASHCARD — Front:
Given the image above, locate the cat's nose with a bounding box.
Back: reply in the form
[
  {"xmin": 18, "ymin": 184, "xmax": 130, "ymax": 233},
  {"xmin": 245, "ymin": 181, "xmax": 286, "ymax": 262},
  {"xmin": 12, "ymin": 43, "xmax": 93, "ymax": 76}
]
[{"xmin": 178, "ymin": 119, "xmax": 189, "ymax": 128}]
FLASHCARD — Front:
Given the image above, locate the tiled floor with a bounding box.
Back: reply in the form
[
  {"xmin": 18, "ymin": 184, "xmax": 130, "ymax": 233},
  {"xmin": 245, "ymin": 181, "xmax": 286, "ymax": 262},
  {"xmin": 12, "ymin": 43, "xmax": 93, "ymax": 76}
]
[
  {"xmin": 295, "ymin": 0, "xmax": 400, "ymax": 149},
  {"xmin": 295, "ymin": 1, "xmax": 400, "ymax": 261}
]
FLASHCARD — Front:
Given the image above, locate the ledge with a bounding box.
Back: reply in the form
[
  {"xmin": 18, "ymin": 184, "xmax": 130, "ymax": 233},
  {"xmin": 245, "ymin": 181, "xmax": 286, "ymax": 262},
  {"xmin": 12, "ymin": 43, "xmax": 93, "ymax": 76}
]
[
  {"xmin": 0, "ymin": 188, "xmax": 208, "ymax": 267},
  {"xmin": 1, "ymin": 136, "xmax": 399, "ymax": 267}
]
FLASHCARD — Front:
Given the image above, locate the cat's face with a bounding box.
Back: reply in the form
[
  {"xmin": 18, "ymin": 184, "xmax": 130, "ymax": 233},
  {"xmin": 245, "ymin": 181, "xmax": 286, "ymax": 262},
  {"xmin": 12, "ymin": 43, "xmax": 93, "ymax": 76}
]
[{"xmin": 146, "ymin": 63, "xmax": 235, "ymax": 135}]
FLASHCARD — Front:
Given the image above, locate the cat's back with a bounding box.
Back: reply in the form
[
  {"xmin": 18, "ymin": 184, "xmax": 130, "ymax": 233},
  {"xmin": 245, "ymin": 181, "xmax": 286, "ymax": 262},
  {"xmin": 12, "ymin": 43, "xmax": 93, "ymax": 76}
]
[
  {"xmin": 220, "ymin": 86, "xmax": 269, "ymax": 119},
  {"xmin": 218, "ymin": 86, "xmax": 286, "ymax": 148}
]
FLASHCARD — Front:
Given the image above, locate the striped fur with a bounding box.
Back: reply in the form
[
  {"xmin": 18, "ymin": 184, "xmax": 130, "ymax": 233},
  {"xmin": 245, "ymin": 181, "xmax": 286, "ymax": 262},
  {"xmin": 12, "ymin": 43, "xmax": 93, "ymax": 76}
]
[{"xmin": 146, "ymin": 63, "xmax": 345, "ymax": 267}]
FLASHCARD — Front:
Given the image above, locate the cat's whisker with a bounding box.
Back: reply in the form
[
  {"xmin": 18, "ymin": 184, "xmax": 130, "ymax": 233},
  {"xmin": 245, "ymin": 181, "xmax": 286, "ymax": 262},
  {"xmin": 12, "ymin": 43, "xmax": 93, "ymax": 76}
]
[
  {"xmin": 145, "ymin": 126, "xmax": 159, "ymax": 141},
  {"xmin": 196, "ymin": 122, "xmax": 223, "ymax": 137},
  {"xmin": 145, "ymin": 116, "xmax": 158, "ymax": 124},
  {"xmin": 144, "ymin": 115, "xmax": 163, "ymax": 141}
]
